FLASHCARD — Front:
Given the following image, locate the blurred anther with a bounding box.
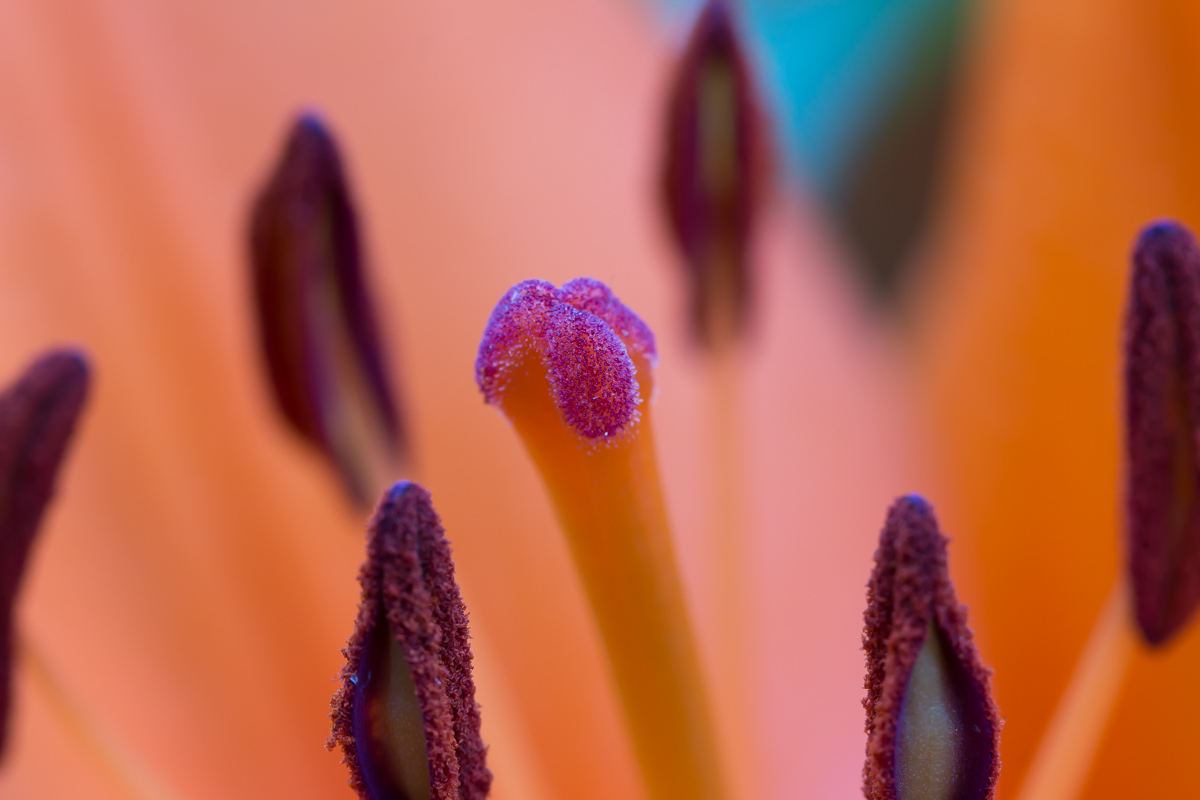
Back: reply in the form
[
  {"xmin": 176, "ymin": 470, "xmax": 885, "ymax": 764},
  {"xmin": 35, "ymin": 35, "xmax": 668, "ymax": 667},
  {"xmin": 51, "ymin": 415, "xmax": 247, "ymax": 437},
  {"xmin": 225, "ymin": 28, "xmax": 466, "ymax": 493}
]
[
  {"xmin": 0, "ymin": 349, "xmax": 90, "ymax": 759},
  {"xmin": 661, "ymin": 0, "xmax": 765, "ymax": 347},
  {"xmin": 1124, "ymin": 220, "xmax": 1200, "ymax": 646},
  {"xmin": 249, "ymin": 113, "xmax": 406, "ymax": 508},
  {"xmin": 329, "ymin": 481, "xmax": 491, "ymax": 800},
  {"xmin": 863, "ymin": 495, "xmax": 1000, "ymax": 800}
]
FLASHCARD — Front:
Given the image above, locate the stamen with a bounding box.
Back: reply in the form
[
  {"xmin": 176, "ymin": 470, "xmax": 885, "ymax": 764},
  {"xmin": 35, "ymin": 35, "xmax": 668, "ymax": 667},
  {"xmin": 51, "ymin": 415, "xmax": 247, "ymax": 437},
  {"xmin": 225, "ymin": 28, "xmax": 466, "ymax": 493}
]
[
  {"xmin": 863, "ymin": 495, "xmax": 1001, "ymax": 800},
  {"xmin": 661, "ymin": 6, "xmax": 762, "ymax": 773},
  {"xmin": 329, "ymin": 481, "xmax": 491, "ymax": 800},
  {"xmin": 0, "ymin": 349, "xmax": 90, "ymax": 758},
  {"xmin": 1016, "ymin": 220, "xmax": 1200, "ymax": 800},
  {"xmin": 1123, "ymin": 220, "xmax": 1200, "ymax": 645},
  {"xmin": 1, "ymin": 353, "xmax": 174, "ymax": 799},
  {"xmin": 661, "ymin": 0, "xmax": 765, "ymax": 346},
  {"xmin": 476, "ymin": 279, "xmax": 725, "ymax": 800},
  {"xmin": 248, "ymin": 113, "xmax": 407, "ymax": 508}
]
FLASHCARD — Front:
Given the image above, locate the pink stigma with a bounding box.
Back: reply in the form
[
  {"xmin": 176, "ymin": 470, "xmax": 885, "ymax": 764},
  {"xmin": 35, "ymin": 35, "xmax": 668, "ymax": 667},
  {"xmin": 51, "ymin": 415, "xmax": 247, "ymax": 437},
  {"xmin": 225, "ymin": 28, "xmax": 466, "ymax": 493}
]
[{"xmin": 476, "ymin": 279, "xmax": 656, "ymax": 440}]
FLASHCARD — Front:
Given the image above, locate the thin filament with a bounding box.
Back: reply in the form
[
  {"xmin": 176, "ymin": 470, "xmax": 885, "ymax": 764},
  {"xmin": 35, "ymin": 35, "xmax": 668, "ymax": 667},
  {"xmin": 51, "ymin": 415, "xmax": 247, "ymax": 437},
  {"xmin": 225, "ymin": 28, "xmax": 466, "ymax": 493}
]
[
  {"xmin": 706, "ymin": 290, "xmax": 751, "ymax": 794},
  {"xmin": 1015, "ymin": 580, "xmax": 1135, "ymax": 800},
  {"xmin": 17, "ymin": 634, "xmax": 179, "ymax": 800}
]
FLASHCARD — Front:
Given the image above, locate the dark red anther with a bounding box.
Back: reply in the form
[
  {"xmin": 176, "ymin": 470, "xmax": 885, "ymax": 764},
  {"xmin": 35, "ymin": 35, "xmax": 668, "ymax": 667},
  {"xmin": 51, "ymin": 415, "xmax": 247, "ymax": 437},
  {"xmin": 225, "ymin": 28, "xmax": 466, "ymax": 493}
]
[
  {"xmin": 248, "ymin": 113, "xmax": 405, "ymax": 508},
  {"xmin": 329, "ymin": 482, "xmax": 491, "ymax": 800},
  {"xmin": 1124, "ymin": 220, "xmax": 1200, "ymax": 646},
  {"xmin": 661, "ymin": 0, "xmax": 765, "ymax": 346},
  {"xmin": 0, "ymin": 350, "xmax": 90, "ymax": 759},
  {"xmin": 863, "ymin": 495, "xmax": 1000, "ymax": 800}
]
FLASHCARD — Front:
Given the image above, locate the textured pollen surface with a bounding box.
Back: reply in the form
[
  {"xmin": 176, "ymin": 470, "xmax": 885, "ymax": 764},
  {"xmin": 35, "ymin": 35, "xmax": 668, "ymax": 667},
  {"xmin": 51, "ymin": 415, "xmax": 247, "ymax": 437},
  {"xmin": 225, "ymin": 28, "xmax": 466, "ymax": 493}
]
[
  {"xmin": 329, "ymin": 482, "xmax": 491, "ymax": 800},
  {"xmin": 475, "ymin": 279, "xmax": 656, "ymax": 440},
  {"xmin": 862, "ymin": 495, "xmax": 1000, "ymax": 800},
  {"xmin": 1125, "ymin": 220, "xmax": 1200, "ymax": 646},
  {"xmin": 0, "ymin": 350, "xmax": 90, "ymax": 758}
]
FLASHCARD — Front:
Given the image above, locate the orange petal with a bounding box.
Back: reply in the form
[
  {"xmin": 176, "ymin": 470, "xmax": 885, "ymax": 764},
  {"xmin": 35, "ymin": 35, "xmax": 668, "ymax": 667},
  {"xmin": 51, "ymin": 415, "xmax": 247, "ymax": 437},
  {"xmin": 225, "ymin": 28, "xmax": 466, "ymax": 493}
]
[
  {"xmin": 0, "ymin": 1, "xmax": 921, "ymax": 799},
  {"xmin": 0, "ymin": 0, "xmax": 670, "ymax": 796}
]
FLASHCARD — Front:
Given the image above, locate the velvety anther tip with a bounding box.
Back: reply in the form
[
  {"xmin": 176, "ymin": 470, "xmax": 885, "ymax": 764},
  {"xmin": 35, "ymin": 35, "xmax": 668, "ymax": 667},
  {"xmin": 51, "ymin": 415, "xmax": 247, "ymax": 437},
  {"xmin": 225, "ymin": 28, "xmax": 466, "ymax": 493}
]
[
  {"xmin": 661, "ymin": 0, "xmax": 765, "ymax": 345},
  {"xmin": 249, "ymin": 113, "xmax": 405, "ymax": 508},
  {"xmin": 0, "ymin": 349, "xmax": 91, "ymax": 759},
  {"xmin": 329, "ymin": 481, "xmax": 491, "ymax": 800},
  {"xmin": 1124, "ymin": 219, "xmax": 1200, "ymax": 646},
  {"xmin": 863, "ymin": 495, "xmax": 1000, "ymax": 800},
  {"xmin": 475, "ymin": 278, "xmax": 655, "ymax": 441}
]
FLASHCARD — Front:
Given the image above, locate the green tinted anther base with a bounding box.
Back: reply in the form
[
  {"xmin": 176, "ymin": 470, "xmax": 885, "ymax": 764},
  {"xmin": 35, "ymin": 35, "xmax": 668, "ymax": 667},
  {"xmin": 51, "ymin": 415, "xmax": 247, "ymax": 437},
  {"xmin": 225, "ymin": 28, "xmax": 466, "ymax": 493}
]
[
  {"xmin": 896, "ymin": 622, "xmax": 964, "ymax": 800},
  {"xmin": 360, "ymin": 612, "xmax": 433, "ymax": 800}
]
